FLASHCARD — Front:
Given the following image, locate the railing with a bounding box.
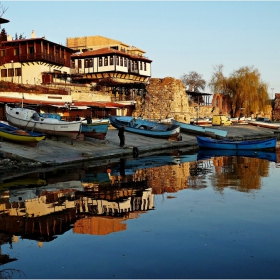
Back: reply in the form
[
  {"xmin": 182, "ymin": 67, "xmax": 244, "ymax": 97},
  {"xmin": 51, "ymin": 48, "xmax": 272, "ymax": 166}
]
[{"xmin": 19, "ymin": 53, "xmax": 65, "ymax": 66}]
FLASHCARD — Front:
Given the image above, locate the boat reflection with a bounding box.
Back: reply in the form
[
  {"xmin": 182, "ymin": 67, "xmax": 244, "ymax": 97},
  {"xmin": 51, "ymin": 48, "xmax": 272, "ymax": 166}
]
[
  {"xmin": 197, "ymin": 149, "xmax": 277, "ymax": 162},
  {"xmin": 0, "ymin": 148, "xmax": 278, "ymax": 253}
]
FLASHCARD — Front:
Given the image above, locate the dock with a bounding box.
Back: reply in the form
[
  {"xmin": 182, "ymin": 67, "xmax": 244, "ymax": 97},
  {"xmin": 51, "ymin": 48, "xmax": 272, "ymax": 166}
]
[{"xmin": 0, "ymin": 125, "xmax": 279, "ymax": 167}]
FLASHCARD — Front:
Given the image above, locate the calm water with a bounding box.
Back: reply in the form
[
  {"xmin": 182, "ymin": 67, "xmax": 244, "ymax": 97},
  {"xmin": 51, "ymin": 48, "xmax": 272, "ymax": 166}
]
[{"xmin": 0, "ymin": 148, "xmax": 280, "ymax": 279}]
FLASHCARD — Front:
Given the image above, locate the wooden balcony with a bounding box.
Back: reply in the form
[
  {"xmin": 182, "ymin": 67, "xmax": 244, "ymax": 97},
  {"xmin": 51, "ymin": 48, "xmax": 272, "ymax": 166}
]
[
  {"xmin": 19, "ymin": 53, "xmax": 65, "ymax": 66},
  {"xmin": 128, "ymin": 67, "xmax": 139, "ymax": 74}
]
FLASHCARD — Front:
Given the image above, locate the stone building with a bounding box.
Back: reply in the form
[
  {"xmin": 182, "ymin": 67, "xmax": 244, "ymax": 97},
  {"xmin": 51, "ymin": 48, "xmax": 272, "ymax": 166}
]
[{"xmin": 132, "ymin": 77, "xmax": 190, "ymax": 122}]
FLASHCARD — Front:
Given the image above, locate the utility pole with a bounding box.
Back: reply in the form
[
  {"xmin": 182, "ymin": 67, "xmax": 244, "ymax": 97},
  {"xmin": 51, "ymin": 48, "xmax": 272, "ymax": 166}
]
[{"xmin": 271, "ymin": 88, "xmax": 274, "ymax": 100}]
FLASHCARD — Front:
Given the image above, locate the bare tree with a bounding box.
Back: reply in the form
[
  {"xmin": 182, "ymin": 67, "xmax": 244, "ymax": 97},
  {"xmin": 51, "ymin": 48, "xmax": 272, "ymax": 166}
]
[
  {"xmin": 0, "ymin": 2, "xmax": 8, "ymax": 18},
  {"xmin": 0, "ymin": 2, "xmax": 8, "ymax": 30},
  {"xmin": 180, "ymin": 71, "xmax": 206, "ymax": 92}
]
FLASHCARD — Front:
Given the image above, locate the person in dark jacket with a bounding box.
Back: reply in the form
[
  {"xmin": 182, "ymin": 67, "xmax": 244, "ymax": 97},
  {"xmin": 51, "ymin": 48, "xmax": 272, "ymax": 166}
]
[{"xmin": 118, "ymin": 125, "xmax": 126, "ymax": 147}]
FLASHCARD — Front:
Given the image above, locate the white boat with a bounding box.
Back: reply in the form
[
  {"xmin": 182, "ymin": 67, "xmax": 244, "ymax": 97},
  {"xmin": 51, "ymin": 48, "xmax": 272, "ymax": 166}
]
[
  {"xmin": 5, "ymin": 104, "xmax": 82, "ymax": 139},
  {"xmin": 247, "ymin": 118, "xmax": 280, "ymax": 130}
]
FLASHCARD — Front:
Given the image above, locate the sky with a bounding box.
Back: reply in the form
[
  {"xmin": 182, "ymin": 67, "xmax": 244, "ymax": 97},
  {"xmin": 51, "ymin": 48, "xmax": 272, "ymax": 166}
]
[{"xmin": 2, "ymin": 1, "xmax": 280, "ymax": 97}]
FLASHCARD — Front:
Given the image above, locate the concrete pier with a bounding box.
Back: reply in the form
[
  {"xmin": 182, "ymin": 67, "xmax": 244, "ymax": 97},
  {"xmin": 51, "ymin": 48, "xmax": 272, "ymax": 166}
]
[{"xmin": 0, "ymin": 125, "xmax": 279, "ymax": 167}]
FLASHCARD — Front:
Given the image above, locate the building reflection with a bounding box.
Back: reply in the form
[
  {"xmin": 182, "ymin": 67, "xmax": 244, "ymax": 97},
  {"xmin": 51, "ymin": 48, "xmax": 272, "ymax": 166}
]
[{"xmin": 0, "ymin": 151, "xmax": 276, "ymax": 258}]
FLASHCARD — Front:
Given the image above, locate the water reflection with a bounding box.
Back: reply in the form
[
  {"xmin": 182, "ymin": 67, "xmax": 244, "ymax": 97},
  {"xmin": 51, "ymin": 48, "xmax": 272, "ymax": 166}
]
[{"xmin": 0, "ymin": 148, "xmax": 279, "ymax": 271}]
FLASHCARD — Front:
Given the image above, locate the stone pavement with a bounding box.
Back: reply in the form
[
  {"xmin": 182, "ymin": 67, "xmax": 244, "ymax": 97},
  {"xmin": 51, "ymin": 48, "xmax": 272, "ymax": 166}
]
[{"xmin": 0, "ymin": 125, "xmax": 279, "ymax": 167}]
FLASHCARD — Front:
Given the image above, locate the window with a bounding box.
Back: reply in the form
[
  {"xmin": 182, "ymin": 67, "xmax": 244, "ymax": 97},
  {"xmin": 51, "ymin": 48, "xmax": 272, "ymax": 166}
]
[
  {"xmin": 29, "ymin": 47, "xmax": 34, "ymax": 54},
  {"xmin": 89, "ymin": 59, "xmax": 93, "ymax": 67},
  {"xmin": 78, "ymin": 59, "xmax": 82, "ymax": 69},
  {"xmin": 134, "ymin": 61, "xmax": 138, "ymax": 70},
  {"xmin": 8, "ymin": 68, "xmax": 14, "ymax": 77},
  {"xmin": 124, "ymin": 58, "xmax": 127, "ymax": 67},
  {"xmin": 0, "ymin": 50, "xmax": 6, "ymax": 57},
  {"xmin": 104, "ymin": 57, "xmax": 108, "ymax": 66},
  {"xmin": 140, "ymin": 61, "xmax": 142, "ymax": 70},
  {"xmin": 1, "ymin": 69, "xmax": 7, "ymax": 77},
  {"xmin": 71, "ymin": 60, "xmax": 75, "ymax": 69},
  {"xmin": 144, "ymin": 62, "xmax": 146, "ymax": 71},
  {"xmin": 99, "ymin": 57, "xmax": 103, "ymax": 67},
  {"xmin": 14, "ymin": 48, "xmax": 19, "ymax": 56},
  {"xmin": 116, "ymin": 56, "xmax": 119, "ymax": 65},
  {"xmin": 120, "ymin": 57, "xmax": 123, "ymax": 66},
  {"xmin": 85, "ymin": 59, "xmax": 89, "ymax": 68},
  {"xmin": 110, "ymin": 56, "xmax": 113, "ymax": 65},
  {"xmin": 15, "ymin": 68, "xmax": 21, "ymax": 76}
]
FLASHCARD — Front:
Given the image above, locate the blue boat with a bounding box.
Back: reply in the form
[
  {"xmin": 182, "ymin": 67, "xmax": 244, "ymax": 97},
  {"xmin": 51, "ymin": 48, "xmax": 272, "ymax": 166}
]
[
  {"xmin": 0, "ymin": 121, "xmax": 46, "ymax": 147},
  {"xmin": 81, "ymin": 119, "xmax": 110, "ymax": 140},
  {"xmin": 109, "ymin": 116, "xmax": 181, "ymax": 140},
  {"xmin": 196, "ymin": 136, "xmax": 277, "ymax": 150},
  {"xmin": 170, "ymin": 119, "xmax": 228, "ymax": 138},
  {"xmin": 197, "ymin": 149, "xmax": 277, "ymax": 162}
]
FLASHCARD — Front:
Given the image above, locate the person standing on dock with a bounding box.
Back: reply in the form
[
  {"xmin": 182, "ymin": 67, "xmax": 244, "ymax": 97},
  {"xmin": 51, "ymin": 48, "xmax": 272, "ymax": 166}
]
[{"xmin": 118, "ymin": 125, "xmax": 126, "ymax": 147}]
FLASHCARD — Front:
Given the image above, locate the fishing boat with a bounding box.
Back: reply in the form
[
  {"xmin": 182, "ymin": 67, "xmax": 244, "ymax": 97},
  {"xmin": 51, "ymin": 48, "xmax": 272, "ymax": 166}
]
[
  {"xmin": 197, "ymin": 149, "xmax": 277, "ymax": 163},
  {"xmin": 247, "ymin": 118, "xmax": 280, "ymax": 130},
  {"xmin": 109, "ymin": 116, "xmax": 180, "ymax": 140},
  {"xmin": 0, "ymin": 121, "xmax": 46, "ymax": 147},
  {"xmin": 190, "ymin": 117, "xmax": 212, "ymax": 125},
  {"xmin": 196, "ymin": 136, "xmax": 277, "ymax": 150},
  {"xmin": 81, "ymin": 119, "xmax": 110, "ymax": 140},
  {"xmin": 5, "ymin": 104, "xmax": 82, "ymax": 139},
  {"xmin": 170, "ymin": 119, "xmax": 228, "ymax": 138}
]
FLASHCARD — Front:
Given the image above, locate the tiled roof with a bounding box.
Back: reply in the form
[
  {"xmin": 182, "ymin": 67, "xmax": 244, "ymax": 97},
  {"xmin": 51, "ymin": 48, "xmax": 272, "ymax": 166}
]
[
  {"xmin": 72, "ymin": 47, "xmax": 152, "ymax": 62},
  {"xmin": 0, "ymin": 97, "xmax": 130, "ymax": 108},
  {"xmin": 72, "ymin": 48, "xmax": 129, "ymax": 57}
]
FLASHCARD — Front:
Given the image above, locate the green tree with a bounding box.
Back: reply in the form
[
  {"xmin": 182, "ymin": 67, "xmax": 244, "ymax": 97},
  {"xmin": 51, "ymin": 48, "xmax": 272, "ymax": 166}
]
[
  {"xmin": 0, "ymin": 27, "xmax": 7, "ymax": 41},
  {"xmin": 209, "ymin": 65, "xmax": 269, "ymax": 117},
  {"xmin": 180, "ymin": 71, "xmax": 206, "ymax": 92}
]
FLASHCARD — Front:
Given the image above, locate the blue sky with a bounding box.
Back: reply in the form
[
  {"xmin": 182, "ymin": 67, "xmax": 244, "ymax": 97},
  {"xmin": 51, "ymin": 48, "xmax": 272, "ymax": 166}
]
[{"xmin": 2, "ymin": 1, "xmax": 280, "ymax": 97}]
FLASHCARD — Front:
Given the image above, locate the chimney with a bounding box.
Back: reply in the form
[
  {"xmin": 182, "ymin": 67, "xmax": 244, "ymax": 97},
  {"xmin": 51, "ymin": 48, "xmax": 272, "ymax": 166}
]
[{"xmin": 31, "ymin": 30, "xmax": 36, "ymax": 38}]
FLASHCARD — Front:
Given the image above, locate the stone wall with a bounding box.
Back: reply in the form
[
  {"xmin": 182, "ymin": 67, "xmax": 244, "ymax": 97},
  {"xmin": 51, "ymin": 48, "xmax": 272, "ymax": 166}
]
[
  {"xmin": 132, "ymin": 77, "xmax": 190, "ymax": 122},
  {"xmin": 273, "ymin": 93, "xmax": 280, "ymax": 121}
]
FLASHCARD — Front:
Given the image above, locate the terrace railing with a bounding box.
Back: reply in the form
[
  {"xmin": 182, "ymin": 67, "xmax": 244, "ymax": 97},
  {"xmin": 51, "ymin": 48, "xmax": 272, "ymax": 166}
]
[{"xmin": 19, "ymin": 53, "xmax": 65, "ymax": 66}]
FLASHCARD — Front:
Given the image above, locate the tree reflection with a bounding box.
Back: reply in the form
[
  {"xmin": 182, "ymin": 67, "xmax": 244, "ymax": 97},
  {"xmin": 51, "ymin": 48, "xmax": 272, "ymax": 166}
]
[{"xmin": 207, "ymin": 156, "xmax": 270, "ymax": 192}]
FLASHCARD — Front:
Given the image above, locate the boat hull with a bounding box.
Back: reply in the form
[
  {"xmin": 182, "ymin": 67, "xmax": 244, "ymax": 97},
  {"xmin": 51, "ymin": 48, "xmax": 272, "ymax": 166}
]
[
  {"xmin": 196, "ymin": 136, "xmax": 277, "ymax": 150},
  {"xmin": 197, "ymin": 149, "xmax": 277, "ymax": 162},
  {"xmin": 81, "ymin": 120, "xmax": 109, "ymax": 140},
  {"xmin": 109, "ymin": 116, "xmax": 180, "ymax": 140},
  {"xmin": 248, "ymin": 120, "xmax": 280, "ymax": 130},
  {"xmin": 5, "ymin": 105, "xmax": 81, "ymax": 139},
  {"xmin": 0, "ymin": 121, "xmax": 46, "ymax": 147},
  {"xmin": 171, "ymin": 119, "xmax": 228, "ymax": 138}
]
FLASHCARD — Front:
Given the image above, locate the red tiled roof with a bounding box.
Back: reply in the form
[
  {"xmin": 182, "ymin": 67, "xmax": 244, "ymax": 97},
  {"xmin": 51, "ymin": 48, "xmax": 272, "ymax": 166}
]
[
  {"xmin": 0, "ymin": 97, "xmax": 130, "ymax": 108},
  {"xmin": 72, "ymin": 47, "xmax": 129, "ymax": 58},
  {"xmin": 72, "ymin": 47, "xmax": 152, "ymax": 62}
]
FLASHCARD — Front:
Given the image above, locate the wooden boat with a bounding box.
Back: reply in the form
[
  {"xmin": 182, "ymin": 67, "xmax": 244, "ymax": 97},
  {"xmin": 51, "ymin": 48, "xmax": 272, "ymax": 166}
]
[
  {"xmin": 190, "ymin": 117, "xmax": 212, "ymax": 125},
  {"xmin": 0, "ymin": 121, "xmax": 46, "ymax": 147},
  {"xmin": 196, "ymin": 136, "xmax": 277, "ymax": 150},
  {"xmin": 247, "ymin": 118, "xmax": 280, "ymax": 130},
  {"xmin": 81, "ymin": 119, "xmax": 110, "ymax": 140},
  {"xmin": 5, "ymin": 105, "xmax": 82, "ymax": 139},
  {"xmin": 170, "ymin": 119, "xmax": 228, "ymax": 138},
  {"xmin": 197, "ymin": 149, "xmax": 277, "ymax": 163},
  {"xmin": 109, "ymin": 116, "xmax": 180, "ymax": 140}
]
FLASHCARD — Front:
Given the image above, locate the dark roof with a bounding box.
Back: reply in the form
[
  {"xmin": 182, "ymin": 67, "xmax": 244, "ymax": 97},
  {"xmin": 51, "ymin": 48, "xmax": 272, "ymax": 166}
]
[
  {"xmin": 2, "ymin": 38, "xmax": 75, "ymax": 52},
  {"xmin": 186, "ymin": 90, "xmax": 212, "ymax": 96}
]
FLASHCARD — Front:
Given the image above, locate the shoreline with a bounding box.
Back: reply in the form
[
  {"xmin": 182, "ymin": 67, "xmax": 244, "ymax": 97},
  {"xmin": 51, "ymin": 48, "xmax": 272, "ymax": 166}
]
[{"xmin": 0, "ymin": 125, "xmax": 279, "ymax": 167}]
